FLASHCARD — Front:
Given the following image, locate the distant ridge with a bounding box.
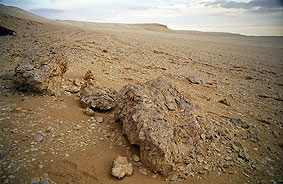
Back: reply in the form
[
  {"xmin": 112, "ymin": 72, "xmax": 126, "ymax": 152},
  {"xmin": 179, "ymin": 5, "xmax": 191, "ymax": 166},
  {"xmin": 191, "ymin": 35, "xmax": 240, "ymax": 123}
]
[{"xmin": 0, "ymin": 4, "xmax": 51, "ymax": 23}]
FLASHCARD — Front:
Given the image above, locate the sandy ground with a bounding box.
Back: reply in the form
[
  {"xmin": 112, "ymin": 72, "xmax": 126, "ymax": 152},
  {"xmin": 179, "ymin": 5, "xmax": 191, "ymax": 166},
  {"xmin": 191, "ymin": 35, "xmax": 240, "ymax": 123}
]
[{"xmin": 0, "ymin": 4, "xmax": 283, "ymax": 184}]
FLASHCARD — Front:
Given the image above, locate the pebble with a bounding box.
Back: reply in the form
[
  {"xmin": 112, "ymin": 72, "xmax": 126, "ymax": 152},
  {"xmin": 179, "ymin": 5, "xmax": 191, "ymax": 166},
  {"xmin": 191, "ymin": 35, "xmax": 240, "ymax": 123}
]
[
  {"xmin": 139, "ymin": 168, "xmax": 148, "ymax": 175},
  {"xmin": 96, "ymin": 116, "xmax": 104, "ymax": 123},
  {"xmin": 132, "ymin": 154, "xmax": 140, "ymax": 162},
  {"xmin": 196, "ymin": 156, "xmax": 203, "ymax": 163},
  {"xmin": 39, "ymin": 164, "xmax": 44, "ymax": 169},
  {"xmin": 33, "ymin": 134, "xmax": 43, "ymax": 142},
  {"xmin": 74, "ymin": 124, "xmax": 82, "ymax": 130},
  {"xmin": 187, "ymin": 76, "xmax": 201, "ymax": 84},
  {"xmin": 31, "ymin": 177, "xmax": 40, "ymax": 184},
  {"xmin": 151, "ymin": 174, "xmax": 158, "ymax": 179}
]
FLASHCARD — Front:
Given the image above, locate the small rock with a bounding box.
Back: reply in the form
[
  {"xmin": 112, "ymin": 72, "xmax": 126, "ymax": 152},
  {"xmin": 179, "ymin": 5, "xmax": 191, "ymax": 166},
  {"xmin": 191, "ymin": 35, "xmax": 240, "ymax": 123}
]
[
  {"xmin": 196, "ymin": 156, "xmax": 203, "ymax": 163},
  {"xmin": 22, "ymin": 97, "xmax": 29, "ymax": 101},
  {"xmin": 187, "ymin": 76, "xmax": 201, "ymax": 84},
  {"xmin": 111, "ymin": 156, "xmax": 133, "ymax": 179},
  {"xmin": 74, "ymin": 124, "xmax": 82, "ymax": 130},
  {"xmin": 84, "ymin": 70, "xmax": 95, "ymax": 80},
  {"xmin": 33, "ymin": 134, "xmax": 43, "ymax": 142},
  {"xmin": 39, "ymin": 164, "xmax": 44, "ymax": 169},
  {"xmin": 168, "ymin": 173, "xmax": 178, "ymax": 181},
  {"xmin": 139, "ymin": 168, "xmax": 148, "ymax": 175},
  {"xmin": 96, "ymin": 116, "xmax": 104, "ymax": 123},
  {"xmin": 230, "ymin": 117, "xmax": 250, "ymax": 129},
  {"xmin": 151, "ymin": 174, "xmax": 158, "ymax": 179},
  {"xmin": 85, "ymin": 107, "xmax": 95, "ymax": 116},
  {"xmin": 31, "ymin": 177, "xmax": 40, "ymax": 184},
  {"xmin": 218, "ymin": 98, "xmax": 231, "ymax": 106},
  {"xmin": 132, "ymin": 154, "xmax": 140, "ymax": 162}
]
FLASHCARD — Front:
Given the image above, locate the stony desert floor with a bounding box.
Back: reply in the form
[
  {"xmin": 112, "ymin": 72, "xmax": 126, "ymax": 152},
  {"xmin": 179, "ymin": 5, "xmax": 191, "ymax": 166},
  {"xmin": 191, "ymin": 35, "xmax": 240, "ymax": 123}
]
[{"xmin": 0, "ymin": 5, "xmax": 283, "ymax": 184}]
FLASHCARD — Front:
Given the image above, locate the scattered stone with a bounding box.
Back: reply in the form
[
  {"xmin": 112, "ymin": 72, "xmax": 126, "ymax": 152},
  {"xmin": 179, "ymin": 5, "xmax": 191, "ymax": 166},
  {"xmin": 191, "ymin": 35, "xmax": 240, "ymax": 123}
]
[
  {"xmin": 139, "ymin": 168, "xmax": 148, "ymax": 175},
  {"xmin": 73, "ymin": 78, "xmax": 83, "ymax": 87},
  {"xmin": 187, "ymin": 76, "xmax": 201, "ymax": 84},
  {"xmin": 132, "ymin": 154, "xmax": 140, "ymax": 162},
  {"xmin": 74, "ymin": 124, "xmax": 82, "ymax": 130},
  {"xmin": 230, "ymin": 117, "xmax": 250, "ymax": 129},
  {"xmin": 80, "ymin": 78, "xmax": 117, "ymax": 111},
  {"xmin": 168, "ymin": 173, "xmax": 178, "ymax": 181},
  {"xmin": 218, "ymin": 98, "xmax": 231, "ymax": 106},
  {"xmin": 151, "ymin": 174, "xmax": 158, "ymax": 179},
  {"xmin": 33, "ymin": 134, "xmax": 43, "ymax": 142},
  {"xmin": 22, "ymin": 97, "xmax": 29, "ymax": 101},
  {"xmin": 115, "ymin": 77, "xmax": 200, "ymax": 175},
  {"xmin": 14, "ymin": 47, "xmax": 68, "ymax": 96},
  {"xmin": 96, "ymin": 116, "xmax": 104, "ymax": 123},
  {"xmin": 84, "ymin": 70, "xmax": 95, "ymax": 80},
  {"xmin": 111, "ymin": 156, "xmax": 133, "ymax": 179},
  {"xmin": 31, "ymin": 177, "xmax": 40, "ymax": 184},
  {"xmin": 85, "ymin": 107, "xmax": 95, "ymax": 116}
]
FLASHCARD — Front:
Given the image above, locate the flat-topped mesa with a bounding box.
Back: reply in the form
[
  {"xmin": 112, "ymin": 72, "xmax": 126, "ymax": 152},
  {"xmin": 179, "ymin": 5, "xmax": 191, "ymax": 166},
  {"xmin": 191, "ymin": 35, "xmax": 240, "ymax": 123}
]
[
  {"xmin": 114, "ymin": 77, "xmax": 200, "ymax": 175},
  {"xmin": 14, "ymin": 47, "xmax": 68, "ymax": 96}
]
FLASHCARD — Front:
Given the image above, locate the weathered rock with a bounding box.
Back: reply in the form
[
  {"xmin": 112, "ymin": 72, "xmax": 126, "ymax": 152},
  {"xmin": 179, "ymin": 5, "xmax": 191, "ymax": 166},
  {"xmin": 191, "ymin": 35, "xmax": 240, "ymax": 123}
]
[
  {"xmin": 33, "ymin": 134, "xmax": 43, "ymax": 142},
  {"xmin": 0, "ymin": 26, "xmax": 15, "ymax": 36},
  {"xmin": 84, "ymin": 70, "xmax": 95, "ymax": 80},
  {"xmin": 218, "ymin": 98, "xmax": 231, "ymax": 106},
  {"xmin": 80, "ymin": 79, "xmax": 117, "ymax": 111},
  {"xmin": 111, "ymin": 156, "xmax": 133, "ymax": 179},
  {"xmin": 187, "ymin": 76, "xmax": 201, "ymax": 84},
  {"xmin": 85, "ymin": 107, "xmax": 95, "ymax": 116},
  {"xmin": 230, "ymin": 117, "xmax": 250, "ymax": 129},
  {"xmin": 14, "ymin": 47, "xmax": 68, "ymax": 96},
  {"xmin": 115, "ymin": 77, "xmax": 199, "ymax": 175}
]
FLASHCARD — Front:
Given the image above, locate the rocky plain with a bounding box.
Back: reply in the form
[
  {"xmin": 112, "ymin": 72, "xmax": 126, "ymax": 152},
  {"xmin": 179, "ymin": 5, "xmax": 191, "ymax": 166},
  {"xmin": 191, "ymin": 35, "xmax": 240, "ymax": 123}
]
[{"xmin": 0, "ymin": 4, "xmax": 283, "ymax": 184}]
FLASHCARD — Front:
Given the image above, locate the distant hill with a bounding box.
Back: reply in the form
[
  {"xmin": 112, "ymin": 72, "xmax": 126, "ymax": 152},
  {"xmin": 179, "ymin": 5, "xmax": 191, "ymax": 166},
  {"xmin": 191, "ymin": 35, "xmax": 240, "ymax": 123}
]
[{"xmin": 0, "ymin": 4, "xmax": 51, "ymax": 23}]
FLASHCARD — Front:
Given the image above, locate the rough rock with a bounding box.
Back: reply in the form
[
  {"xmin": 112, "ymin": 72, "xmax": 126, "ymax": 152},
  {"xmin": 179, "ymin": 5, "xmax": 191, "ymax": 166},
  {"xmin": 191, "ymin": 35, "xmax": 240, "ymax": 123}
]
[
  {"xmin": 14, "ymin": 47, "xmax": 68, "ymax": 96},
  {"xmin": 85, "ymin": 107, "xmax": 95, "ymax": 116},
  {"xmin": 115, "ymin": 77, "xmax": 200, "ymax": 175},
  {"xmin": 230, "ymin": 117, "xmax": 250, "ymax": 129},
  {"xmin": 33, "ymin": 134, "xmax": 43, "ymax": 142},
  {"xmin": 84, "ymin": 70, "xmax": 95, "ymax": 80},
  {"xmin": 187, "ymin": 76, "xmax": 201, "ymax": 84},
  {"xmin": 218, "ymin": 98, "xmax": 231, "ymax": 106},
  {"xmin": 111, "ymin": 156, "xmax": 133, "ymax": 179},
  {"xmin": 0, "ymin": 26, "xmax": 15, "ymax": 36},
  {"xmin": 80, "ymin": 79, "xmax": 117, "ymax": 111}
]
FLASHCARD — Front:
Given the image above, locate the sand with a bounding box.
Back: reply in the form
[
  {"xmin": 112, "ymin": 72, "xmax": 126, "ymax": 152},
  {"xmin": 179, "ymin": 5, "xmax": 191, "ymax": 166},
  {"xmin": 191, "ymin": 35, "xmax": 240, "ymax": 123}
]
[{"xmin": 0, "ymin": 4, "xmax": 282, "ymax": 184}]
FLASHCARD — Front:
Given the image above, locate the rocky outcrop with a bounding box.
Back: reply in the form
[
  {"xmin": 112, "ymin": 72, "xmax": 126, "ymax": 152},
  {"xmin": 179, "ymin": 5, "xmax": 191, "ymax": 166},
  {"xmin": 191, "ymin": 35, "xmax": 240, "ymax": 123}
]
[
  {"xmin": 14, "ymin": 47, "xmax": 68, "ymax": 95},
  {"xmin": 80, "ymin": 75, "xmax": 117, "ymax": 111},
  {"xmin": 111, "ymin": 156, "xmax": 133, "ymax": 179},
  {"xmin": 115, "ymin": 77, "xmax": 200, "ymax": 175}
]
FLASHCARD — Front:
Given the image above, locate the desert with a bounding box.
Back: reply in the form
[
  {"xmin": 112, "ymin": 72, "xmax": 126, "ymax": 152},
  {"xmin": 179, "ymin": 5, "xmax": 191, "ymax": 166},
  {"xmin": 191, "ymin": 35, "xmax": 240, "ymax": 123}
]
[{"xmin": 0, "ymin": 3, "xmax": 283, "ymax": 184}]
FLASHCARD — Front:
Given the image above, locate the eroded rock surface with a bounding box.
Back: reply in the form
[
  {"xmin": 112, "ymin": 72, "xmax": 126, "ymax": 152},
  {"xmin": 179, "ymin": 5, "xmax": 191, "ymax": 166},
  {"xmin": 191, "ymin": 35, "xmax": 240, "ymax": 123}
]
[
  {"xmin": 14, "ymin": 47, "xmax": 68, "ymax": 95},
  {"xmin": 111, "ymin": 156, "xmax": 133, "ymax": 179},
  {"xmin": 80, "ymin": 78, "xmax": 117, "ymax": 111},
  {"xmin": 115, "ymin": 77, "xmax": 200, "ymax": 175},
  {"xmin": 115, "ymin": 77, "xmax": 251, "ymax": 177}
]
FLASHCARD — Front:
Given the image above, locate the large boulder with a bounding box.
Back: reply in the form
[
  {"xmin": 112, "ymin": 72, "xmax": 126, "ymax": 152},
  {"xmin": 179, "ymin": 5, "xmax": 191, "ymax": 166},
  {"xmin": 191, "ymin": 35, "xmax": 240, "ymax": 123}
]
[
  {"xmin": 14, "ymin": 47, "xmax": 68, "ymax": 95},
  {"xmin": 80, "ymin": 79, "xmax": 117, "ymax": 111},
  {"xmin": 114, "ymin": 77, "xmax": 201, "ymax": 175}
]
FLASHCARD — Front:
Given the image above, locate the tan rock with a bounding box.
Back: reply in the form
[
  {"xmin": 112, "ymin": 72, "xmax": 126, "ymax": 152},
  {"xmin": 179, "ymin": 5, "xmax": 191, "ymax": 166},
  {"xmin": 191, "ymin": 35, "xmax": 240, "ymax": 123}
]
[{"xmin": 111, "ymin": 156, "xmax": 133, "ymax": 179}]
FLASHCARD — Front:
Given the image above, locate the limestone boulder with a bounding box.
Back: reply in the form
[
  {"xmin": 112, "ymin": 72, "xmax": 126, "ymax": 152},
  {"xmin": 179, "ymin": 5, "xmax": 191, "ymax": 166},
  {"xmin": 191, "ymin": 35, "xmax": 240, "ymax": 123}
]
[
  {"xmin": 14, "ymin": 47, "xmax": 68, "ymax": 95},
  {"xmin": 115, "ymin": 77, "xmax": 200, "ymax": 175}
]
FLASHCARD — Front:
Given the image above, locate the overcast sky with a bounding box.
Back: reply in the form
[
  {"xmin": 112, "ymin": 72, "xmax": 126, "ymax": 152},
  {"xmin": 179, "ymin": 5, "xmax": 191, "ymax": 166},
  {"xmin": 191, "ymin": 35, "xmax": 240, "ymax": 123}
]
[{"xmin": 1, "ymin": 0, "xmax": 283, "ymax": 36}]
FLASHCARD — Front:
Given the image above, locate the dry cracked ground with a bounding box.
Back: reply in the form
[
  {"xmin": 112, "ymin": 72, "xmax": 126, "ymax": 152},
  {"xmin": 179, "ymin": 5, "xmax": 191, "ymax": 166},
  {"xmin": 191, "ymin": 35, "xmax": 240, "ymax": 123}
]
[{"xmin": 0, "ymin": 5, "xmax": 283, "ymax": 184}]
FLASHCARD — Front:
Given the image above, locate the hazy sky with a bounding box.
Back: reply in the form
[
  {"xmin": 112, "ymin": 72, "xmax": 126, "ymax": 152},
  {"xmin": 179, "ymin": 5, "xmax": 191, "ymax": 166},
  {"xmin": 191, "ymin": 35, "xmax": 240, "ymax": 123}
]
[{"xmin": 1, "ymin": 0, "xmax": 283, "ymax": 36}]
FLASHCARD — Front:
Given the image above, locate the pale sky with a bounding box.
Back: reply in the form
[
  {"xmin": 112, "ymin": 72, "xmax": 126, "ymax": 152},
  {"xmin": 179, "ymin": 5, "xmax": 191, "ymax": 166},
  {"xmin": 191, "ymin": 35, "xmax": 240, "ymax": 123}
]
[{"xmin": 1, "ymin": 0, "xmax": 283, "ymax": 36}]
